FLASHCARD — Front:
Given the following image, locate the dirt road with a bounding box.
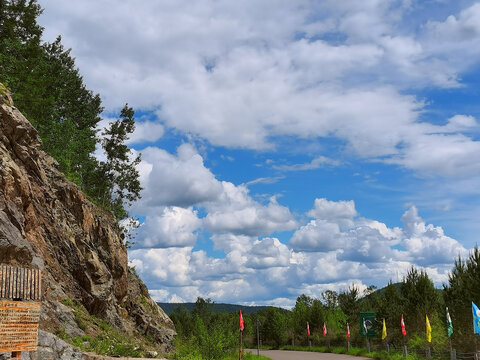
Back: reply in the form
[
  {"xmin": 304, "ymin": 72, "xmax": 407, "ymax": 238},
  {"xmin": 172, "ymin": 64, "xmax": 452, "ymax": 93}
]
[{"xmin": 245, "ymin": 349, "xmax": 370, "ymax": 360}]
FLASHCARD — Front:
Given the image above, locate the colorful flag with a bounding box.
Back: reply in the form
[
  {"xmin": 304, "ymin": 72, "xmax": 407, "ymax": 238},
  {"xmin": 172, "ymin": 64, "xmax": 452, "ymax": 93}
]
[
  {"xmin": 239, "ymin": 310, "xmax": 244, "ymax": 332},
  {"xmin": 426, "ymin": 315, "xmax": 432, "ymax": 343},
  {"xmin": 472, "ymin": 302, "xmax": 480, "ymax": 336},
  {"xmin": 323, "ymin": 322, "xmax": 327, "ymax": 337},
  {"xmin": 382, "ymin": 318, "xmax": 387, "ymax": 340},
  {"xmin": 346, "ymin": 323, "xmax": 350, "ymax": 338},
  {"xmin": 446, "ymin": 307, "xmax": 453, "ymax": 337},
  {"xmin": 306, "ymin": 321, "xmax": 310, "ymax": 336},
  {"xmin": 401, "ymin": 315, "xmax": 407, "ymax": 336}
]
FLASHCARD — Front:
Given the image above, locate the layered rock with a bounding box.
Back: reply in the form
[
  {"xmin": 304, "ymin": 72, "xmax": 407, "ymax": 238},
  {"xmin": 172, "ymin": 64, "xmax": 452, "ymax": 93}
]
[{"xmin": 0, "ymin": 86, "xmax": 175, "ymax": 357}]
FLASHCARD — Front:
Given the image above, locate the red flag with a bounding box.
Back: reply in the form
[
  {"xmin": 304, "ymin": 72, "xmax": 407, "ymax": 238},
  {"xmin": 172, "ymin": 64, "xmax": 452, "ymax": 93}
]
[
  {"xmin": 401, "ymin": 314, "xmax": 406, "ymax": 336},
  {"xmin": 239, "ymin": 310, "xmax": 244, "ymax": 332},
  {"xmin": 323, "ymin": 322, "xmax": 327, "ymax": 337},
  {"xmin": 306, "ymin": 321, "xmax": 310, "ymax": 336},
  {"xmin": 346, "ymin": 322, "xmax": 350, "ymax": 338}
]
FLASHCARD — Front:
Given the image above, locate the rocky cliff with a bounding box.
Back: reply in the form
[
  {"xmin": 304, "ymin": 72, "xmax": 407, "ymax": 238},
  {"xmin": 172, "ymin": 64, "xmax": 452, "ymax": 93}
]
[{"xmin": 0, "ymin": 85, "xmax": 175, "ymax": 357}]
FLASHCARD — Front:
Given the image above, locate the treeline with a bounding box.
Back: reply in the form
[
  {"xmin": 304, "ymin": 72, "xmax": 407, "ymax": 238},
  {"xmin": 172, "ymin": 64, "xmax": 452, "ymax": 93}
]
[
  {"xmin": 170, "ymin": 298, "xmax": 239, "ymax": 360},
  {"xmin": 0, "ymin": 0, "xmax": 141, "ymax": 221},
  {"xmin": 158, "ymin": 302, "xmax": 268, "ymax": 316},
  {"xmin": 171, "ymin": 248, "xmax": 480, "ymax": 359}
]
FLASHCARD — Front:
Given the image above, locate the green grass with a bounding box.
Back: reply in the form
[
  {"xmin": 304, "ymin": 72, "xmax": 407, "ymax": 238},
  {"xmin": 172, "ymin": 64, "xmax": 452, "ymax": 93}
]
[
  {"xmin": 281, "ymin": 345, "xmax": 331, "ymax": 353},
  {"xmin": 59, "ymin": 298, "xmax": 158, "ymax": 357},
  {"xmin": 279, "ymin": 344, "xmax": 428, "ymax": 360},
  {"xmin": 241, "ymin": 353, "xmax": 271, "ymax": 360}
]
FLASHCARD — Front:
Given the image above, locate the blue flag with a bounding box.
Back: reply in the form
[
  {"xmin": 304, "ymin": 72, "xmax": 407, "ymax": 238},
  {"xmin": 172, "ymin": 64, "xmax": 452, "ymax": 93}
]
[{"xmin": 472, "ymin": 302, "xmax": 480, "ymax": 336}]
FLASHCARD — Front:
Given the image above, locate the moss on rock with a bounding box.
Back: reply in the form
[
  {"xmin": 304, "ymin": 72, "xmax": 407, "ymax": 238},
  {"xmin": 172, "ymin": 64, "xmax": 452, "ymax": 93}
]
[{"xmin": 0, "ymin": 83, "xmax": 13, "ymax": 106}]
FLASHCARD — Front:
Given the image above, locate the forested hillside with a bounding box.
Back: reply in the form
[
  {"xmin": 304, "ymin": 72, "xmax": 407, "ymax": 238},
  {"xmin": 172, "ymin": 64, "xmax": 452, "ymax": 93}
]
[
  {"xmin": 169, "ymin": 254, "xmax": 480, "ymax": 359},
  {"xmin": 158, "ymin": 301, "xmax": 269, "ymax": 316},
  {"xmin": 0, "ymin": 0, "xmax": 140, "ymax": 221}
]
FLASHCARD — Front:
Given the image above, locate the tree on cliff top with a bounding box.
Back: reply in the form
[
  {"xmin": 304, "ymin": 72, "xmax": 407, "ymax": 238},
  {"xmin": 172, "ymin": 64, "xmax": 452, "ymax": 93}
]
[
  {"xmin": 100, "ymin": 104, "xmax": 142, "ymax": 219},
  {"xmin": 0, "ymin": 0, "xmax": 141, "ymax": 221}
]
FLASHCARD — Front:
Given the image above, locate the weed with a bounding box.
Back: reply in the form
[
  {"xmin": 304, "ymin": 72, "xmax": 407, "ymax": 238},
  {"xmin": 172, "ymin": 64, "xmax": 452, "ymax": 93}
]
[{"xmin": 58, "ymin": 297, "xmax": 160, "ymax": 358}]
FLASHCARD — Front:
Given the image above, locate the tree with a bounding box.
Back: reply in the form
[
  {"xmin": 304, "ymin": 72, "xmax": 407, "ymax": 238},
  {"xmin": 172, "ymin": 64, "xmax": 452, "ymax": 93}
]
[
  {"xmin": 0, "ymin": 0, "xmax": 44, "ymax": 94},
  {"xmin": 262, "ymin": 307, "xmax": 289, "ymax": 348},
  {"xmin": 321, "ymin": 290, "xmax": 338, "ymax": 310},
  {"xmin": 1, "ymin": 0, "xmax": 142, "ymax": 224},
  {"xmin": 191, "ymin": 297, "xmax": 214, "ymax": 325},
  {"xmin": 338, "ymin": 284, "xmax": 360, "ymax": 325},
  {"xmin": 444, "ymin": 247, "xmax": 480, "ymax": 351},
  {"xmin": 401, "ymin": 267, "xmax": 439, "ymax": 337},
  {"xmin": 292, "ymin": 295, "xmax": 311, "ymax": 340},
  {"xmin": 101, "ymin": 104, "xmax": 142, "ymax": 219},
  {"xmin": 375, "ymin": 281, "xmax": 404, "ymax": 347},
  {"xmin": 1, "ymin": 1, "xmax": 104, "ymax": 201},
  {"xmin": 296, "ymin": 294, "xmax": 314, "ymax": 307},
  {"xmin": 170, "ymin": 304, "xmax": 193, "ymax": 338}
]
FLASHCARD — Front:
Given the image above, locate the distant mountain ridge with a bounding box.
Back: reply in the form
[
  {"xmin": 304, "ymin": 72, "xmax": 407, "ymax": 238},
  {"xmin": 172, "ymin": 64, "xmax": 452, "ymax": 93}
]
[{"xmin": 157, "ymin": 302, "xmax": 269, "ymax": 315}]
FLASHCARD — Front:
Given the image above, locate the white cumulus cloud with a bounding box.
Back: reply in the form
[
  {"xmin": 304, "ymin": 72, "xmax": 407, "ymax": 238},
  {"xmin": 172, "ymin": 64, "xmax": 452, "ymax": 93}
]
[{"xmin": 138, "ymin": 207, "xmax": 202, "ymax": 248}]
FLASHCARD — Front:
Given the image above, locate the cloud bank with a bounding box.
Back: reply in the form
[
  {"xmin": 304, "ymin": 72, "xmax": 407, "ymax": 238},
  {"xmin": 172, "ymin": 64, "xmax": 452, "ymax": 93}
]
[{"xmin": 36, "ymin": 0, "xmax": 480, "ymax": 306}]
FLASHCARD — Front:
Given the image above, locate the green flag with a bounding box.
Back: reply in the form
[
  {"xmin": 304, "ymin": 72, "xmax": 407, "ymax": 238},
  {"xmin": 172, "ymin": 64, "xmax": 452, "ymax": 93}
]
[{"xmin": 446, "ymin": 307, "xmax": 453, "ymax": 337}]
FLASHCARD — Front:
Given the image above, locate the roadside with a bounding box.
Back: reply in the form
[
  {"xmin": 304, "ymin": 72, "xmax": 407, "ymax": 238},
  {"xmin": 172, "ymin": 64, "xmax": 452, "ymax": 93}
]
[
  {"xmin": 83, "ymin": 354, "xmax": 166, "ymax": 360},
  {"xmin": 246, "ymin": 349, "xmax": 370, "ymax": 360}
]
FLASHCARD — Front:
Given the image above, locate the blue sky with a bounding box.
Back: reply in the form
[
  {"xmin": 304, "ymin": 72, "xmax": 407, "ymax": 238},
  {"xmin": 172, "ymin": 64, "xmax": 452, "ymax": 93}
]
[{"xmin": 38, "ymin": 0, "xmax": 480, "ymax": 307}]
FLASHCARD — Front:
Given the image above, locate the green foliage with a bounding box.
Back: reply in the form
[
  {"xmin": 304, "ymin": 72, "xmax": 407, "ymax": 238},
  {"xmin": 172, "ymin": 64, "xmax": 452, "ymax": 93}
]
[
  {"xmin": 61, "ymin": 299, "xmax": 76, "ymax": 307},
  {"xmin": 241, "ymin": 353, "xmax": 271, "ymax": 360},
  {"xmin": 140, "ymin": 295, "xmax": 158, "ymax": 315},
  {"xmin": 0, "ymin": 0, "xmax": 141, "ymax": 222},
  {"xmin": 191, "ymin": 296, "xmax": 214, "ymax": 324},
  {"xmin": 172, "ymin": 337, "xmax": 203, "ymax": 360},
  {"xmin": 70, "ymin": 333, "xmax": 143, "ymax": 358},
  {"xmin": 194, "ymin": 317, "xmax": 237, "ymax": 360},
  {"xmin": 444, "ymin": 246, "xmax": 480, "ymax": 351},
  {"xmin": 321, "ymin": 290, "xmax": 339, "ymax": 309},
  {"xmin": 169, "ymin": 266, "xmax": 476, "ymax": 358},
  {"xmin": 346, "ymin": 346, "xmax": 369, "ymax": 356},
  {"xmin": 172, "ymin": 297, "xmax": 239, "ymax": 359},
  {"xmin": 339, "ymin": 284, "xmax": 360, "ymax": 323},
  {"xmin": 332, "ymin": 346, "xmax": 347, "ymax": 354},
  {"xmin": 170, "ymin": 304, "xmax": 195, "ymax": 338},
  {"xmin": 261, "ymin": 307, "xmax": 289, "ymax": 348},
  {"xmin": 401, "ymin": 267, "xmax": 439, "ymax": 335},
  {"xmin": 374, "ymin": 281, "xmax": 404, "ymax": 347},
  {"xmin": 158, "ymin": 301, "xmax": 269, "ymax": 316},
  {"xmin": 60, "ymin": 298, "xmax": 155, "ymax": 357},
  {"xmin": 100, "ymin": 104, "xmax": 142, "ymax": 219}
]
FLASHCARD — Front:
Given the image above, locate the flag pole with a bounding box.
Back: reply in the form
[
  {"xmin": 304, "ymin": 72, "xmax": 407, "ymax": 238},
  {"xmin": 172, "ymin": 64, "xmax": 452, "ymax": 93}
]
[
  {"xmin": 256, "ymin": 319, "xmax": 260, "ymax": 357},
  {"xmin": 426, "ymin": 315, "xmax": 431, "ymax": 360},
  {"xmin": 475, "ymin": 334, "xmax": 478, "ymax": 360},
  {"xmin": 239, "ymin": 310, "xmax": 243, "ymax": 360},
  {"xmin": 346, "ymin": 322, "xmax": 350, "ymax": 351},
  {"xmin": 474, "ymin": 303, "xmax": 478, "ymax": 360},
  {"xmin": 239, "ymin": 329, "xmax": 242, "ymax": 360},
  {"xmin": 401, "ymin": 314, "xmax": 407, "ymax": 358}
]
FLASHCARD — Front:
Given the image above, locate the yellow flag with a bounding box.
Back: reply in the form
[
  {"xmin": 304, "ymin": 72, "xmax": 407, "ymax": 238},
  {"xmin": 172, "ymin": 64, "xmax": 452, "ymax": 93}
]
[
  {"xmin": 426, "ymin": 315, "xmax": 432, "ymax": 343},
  {"xmin": 382, "ymin": 318, "xmax": 387, "ymax": 340}
]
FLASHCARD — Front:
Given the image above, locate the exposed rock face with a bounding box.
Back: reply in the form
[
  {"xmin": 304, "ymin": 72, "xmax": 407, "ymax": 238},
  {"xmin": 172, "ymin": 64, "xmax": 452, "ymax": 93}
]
[{"xmin": 0, "ymin": 87, "xmax": 175, "ymax": 356}]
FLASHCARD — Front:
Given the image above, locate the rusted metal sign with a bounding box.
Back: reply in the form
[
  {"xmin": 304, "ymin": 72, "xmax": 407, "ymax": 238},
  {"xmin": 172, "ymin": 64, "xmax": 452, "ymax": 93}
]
[
  {"xmin": 0, "ymin": 265, "xmax": 42, "ymax": 301},
  {"xmin": 0, "ymin": 265, "xmax": 42, "ymax": 353},
  {"xmin": 0, "ymin": 301, "xmax": 41, "ymax": 352}
]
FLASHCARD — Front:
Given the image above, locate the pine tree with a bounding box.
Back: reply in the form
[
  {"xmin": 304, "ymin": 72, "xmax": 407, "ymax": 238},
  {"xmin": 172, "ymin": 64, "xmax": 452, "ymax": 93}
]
[
  {"xmin": 444, "ymin": 247, "xmax": 480, "ymax": 351},
  {"xmin": 401, "ymin": 267, "xmax": 439, "ymax": 336},
  {"xmin": 338, "ymin": 284, "xmax": 360, "ymax": 325},
  {"xmin": 0, "ymin": 0, "xmax": 141, "ymax": 222},
  {"xmin": 375, "ymin": 281, "xmax": 404, "ymax": 346},
  {"xmin": 0, "ymin": 0, "xmax": 44, "ymax": 100},
  {"xmin": 100, "ymin": 104, "xmax": 142, "ymax": 219}
]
